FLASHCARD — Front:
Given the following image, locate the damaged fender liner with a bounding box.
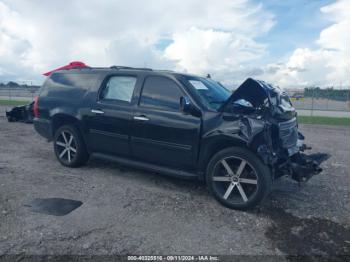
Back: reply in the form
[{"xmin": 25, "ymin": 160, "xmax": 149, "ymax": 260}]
[
  {"xmin": 252, "ymin": 120, "xmax": 322, "ymax": 182},
  {"xmin": 218, "ymin": 78, "xmax": 324, "ymax": 183},
  {"xmin": 205, "ymin": 114, "xmax": 324, "ymax": 183}
]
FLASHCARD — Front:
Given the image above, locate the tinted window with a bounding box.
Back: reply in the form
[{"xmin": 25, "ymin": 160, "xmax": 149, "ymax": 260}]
[
  {"xmin": 101, "ymin": 76, "xmax": 137, "ymax": 102},
  {"xmin": 140, "ymin": 76, "xmax": 182, "ymax": 111}
]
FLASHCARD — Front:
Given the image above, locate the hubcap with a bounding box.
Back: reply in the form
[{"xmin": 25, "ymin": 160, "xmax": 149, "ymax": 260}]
[
  {"xmin": 55, "ymin": 131, "xmax": 77, "ymax": 163},
  {"xmin": 212, "ymin": 157, "xmax": 258, "ymax": 204}
]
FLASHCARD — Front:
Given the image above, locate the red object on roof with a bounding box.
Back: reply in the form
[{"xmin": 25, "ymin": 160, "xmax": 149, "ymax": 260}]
[{"xmin": 43, "ymin": 61, "xmax": 89, "ymax": 76}]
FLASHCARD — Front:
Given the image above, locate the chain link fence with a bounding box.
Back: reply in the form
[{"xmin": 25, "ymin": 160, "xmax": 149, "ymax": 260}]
[
  {"xmin": 0, "ymin": 81, "xmax": 41, "ymax": 116},
  {"xmin": 286, "ymin": 87, "xmax": 350, "ymax": 117}
]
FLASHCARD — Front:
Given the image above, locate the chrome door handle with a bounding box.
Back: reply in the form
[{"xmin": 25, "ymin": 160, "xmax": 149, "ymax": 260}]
[
  {"xmin": 91, "ymin": 109, "xmax": 104, "ymax": 114},
  {"xmin": 133, "ymin": 116, "xmax": 149, "ymax": 121}
]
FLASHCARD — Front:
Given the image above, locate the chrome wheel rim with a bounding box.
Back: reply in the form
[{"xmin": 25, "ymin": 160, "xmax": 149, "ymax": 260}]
[
  {"xmin": 55, "ymin": 131, "xmax": 77, "ymax": 163},
  {"xmin": 212, "ymin": 156, "xmax": 258, "ymax": 204}
]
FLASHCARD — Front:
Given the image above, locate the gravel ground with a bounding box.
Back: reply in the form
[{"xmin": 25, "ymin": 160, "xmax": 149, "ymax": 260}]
[{"xmin": 0, "ymin": 115, "xmax": 349, "ymax": 258}]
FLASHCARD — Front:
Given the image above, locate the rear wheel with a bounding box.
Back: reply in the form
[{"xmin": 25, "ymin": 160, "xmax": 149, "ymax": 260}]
[
  {"xmin": 206, "ymin": 147, "xmax": 272, "ymax": 210},
  {"xmin": 53, "ymin": 125, "xmax": 89, "ymax": 167}
]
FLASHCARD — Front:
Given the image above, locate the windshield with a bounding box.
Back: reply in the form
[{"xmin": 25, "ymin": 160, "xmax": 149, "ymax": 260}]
[{"xmin": 184, "ymin": 76, "xmax": 231, "ymax": 110}]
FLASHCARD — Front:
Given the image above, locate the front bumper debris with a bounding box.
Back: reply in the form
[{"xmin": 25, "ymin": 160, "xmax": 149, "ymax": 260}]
[
  {"xmin": 290, "ymin": 153, "xmax": 323, "ymax": 182},
  {"xmin": 6, "ymin": 102, "xmax": 34, "ymax": 123}
]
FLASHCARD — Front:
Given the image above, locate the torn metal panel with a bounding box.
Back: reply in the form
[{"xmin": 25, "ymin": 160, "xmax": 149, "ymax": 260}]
[{"xmin": 239, "ymin": 116, "xmax": 265, "ymax": 142}]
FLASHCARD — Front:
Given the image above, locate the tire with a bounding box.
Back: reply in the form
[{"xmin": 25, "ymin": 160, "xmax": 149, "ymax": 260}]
[
  {"xmin": 53, "ymin": 125, "xmax": 89, "ymax": 167},
  {"xmin": 206, "ymin": 147, "xmax": 272, "ymax": 210}
]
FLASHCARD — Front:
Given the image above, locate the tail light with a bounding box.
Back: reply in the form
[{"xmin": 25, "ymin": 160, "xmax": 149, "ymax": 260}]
[{"xmin": 33, "ymin": 96, "xmax": 39, "ymax": 118}]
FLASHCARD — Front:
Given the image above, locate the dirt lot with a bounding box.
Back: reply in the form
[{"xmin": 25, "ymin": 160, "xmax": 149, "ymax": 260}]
[{"xmin": 0, "ymin": 115, "xmax": 349, "ymax": 258}]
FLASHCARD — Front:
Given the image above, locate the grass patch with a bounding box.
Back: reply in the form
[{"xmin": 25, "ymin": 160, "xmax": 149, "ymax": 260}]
[
  {"xmin": 298, "ymin": 116, "xmax": 350, "ymax": 126},
  {"xmin": 0, "ymin": 99, "xmax": 30, "ymax": 106}
]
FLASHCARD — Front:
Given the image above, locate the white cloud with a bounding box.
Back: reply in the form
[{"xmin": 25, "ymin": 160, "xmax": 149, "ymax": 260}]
[
  {"xmin": 3, "ymin": 0, "xmax": 350, "ymax": 88},
  {"xmin": 0, "ymin": 0, "xmax": 274, "ymax": 82},
  {"xmin": 164, "ymin": 27, "xmax": 265, "ymax": 76},
  {"xmin": 0, "ymin": 2, "xmax": 33, "ymax": 79},
  {"xmin": 265, "ymin": 0, "xmax": 350, "ymax": 87}
]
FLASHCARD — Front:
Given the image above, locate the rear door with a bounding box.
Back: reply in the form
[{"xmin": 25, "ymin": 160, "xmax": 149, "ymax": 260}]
[
  {"xmin": 131, "ymin": 75, "xmax": 201, "ymax": 171},
  {"xmin": 87, "ymin": 75, "xmax": 138, "ymax": 156}
]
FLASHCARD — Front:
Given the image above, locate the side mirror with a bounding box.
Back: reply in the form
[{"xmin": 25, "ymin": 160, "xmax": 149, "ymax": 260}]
[
  {"xmin": 232, "ymin": 99, "xmax": 255, "ymax": 114},
  {"xmin": 180, "ymin": 96, "xmax": 201, "ymax": 117},
  {"xmin": 180, "ymin": 96, "xmax": 193, "ymax": 114}
]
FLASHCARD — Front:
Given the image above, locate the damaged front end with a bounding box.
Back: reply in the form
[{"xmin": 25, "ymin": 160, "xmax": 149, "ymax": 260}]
[
  {"xmin": 222, "ymin": 78, "xmax": 324, "ymax": 183},
  {"xmin": 6, "ymin": 101, "xmax": 34, "ymax": 123}
]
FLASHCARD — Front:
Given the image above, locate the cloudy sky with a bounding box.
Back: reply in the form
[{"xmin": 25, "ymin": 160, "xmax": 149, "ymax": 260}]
[{"xmin": 0, "ymin": 0, "xmax": 349, "ymax": 87}]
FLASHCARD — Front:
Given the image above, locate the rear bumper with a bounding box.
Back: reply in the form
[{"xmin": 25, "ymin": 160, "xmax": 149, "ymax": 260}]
[{"xmin": 33, "ymin": 118, "xmax": 53, "ymax": 140}]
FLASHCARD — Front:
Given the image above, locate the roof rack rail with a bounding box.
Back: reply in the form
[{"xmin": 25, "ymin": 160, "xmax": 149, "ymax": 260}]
[
  {"xmin": 156, "ymin": 69, "xmax": 175, "ymax": 73},
  {"xmin": 110, "ymin": 66, "xmax": 153, "ymax": 71}
]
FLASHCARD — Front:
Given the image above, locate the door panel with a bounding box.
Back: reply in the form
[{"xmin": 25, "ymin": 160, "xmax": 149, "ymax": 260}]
[
  {"xmin": 87, "ymin": 102, "xmax": 132, "ymax": 156},
  {"xmin": 85, "ymin": 75, "xmax": 138, "ymax": 156},
  {"xmin": 131, "ymin": 108, "xmax": 201, "ymax": 170},
  {"xmin": 130, "ymin": 75, "xmax": 201, "ymax": 171}
]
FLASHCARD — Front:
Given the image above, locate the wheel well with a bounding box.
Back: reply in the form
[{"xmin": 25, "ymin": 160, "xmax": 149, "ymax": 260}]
[
  {"xmin": 52, "ymin": 114, "xmax": 79, "ymax": 135},
  {"xmin": 200, "ymin": 138, "xmax": 247, "ymax": 171}
]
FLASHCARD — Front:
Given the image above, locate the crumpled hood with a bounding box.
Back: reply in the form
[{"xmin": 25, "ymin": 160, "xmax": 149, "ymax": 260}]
[
  {"xmin": 219, "ymin": 78, "xmax": 296, "ymax": 119},
  {"xmin": 220, "ymin": 78, "xmax": 269, "ymax": 111}
]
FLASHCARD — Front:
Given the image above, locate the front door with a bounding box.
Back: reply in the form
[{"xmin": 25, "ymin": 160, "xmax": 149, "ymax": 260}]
[
  {"xmin": 131, "ymin": 76, "xmax": 201, "ymax": 171},
  {"xmin": 87, "ymin": 75, "xmax": 138, "ymax": 156}
]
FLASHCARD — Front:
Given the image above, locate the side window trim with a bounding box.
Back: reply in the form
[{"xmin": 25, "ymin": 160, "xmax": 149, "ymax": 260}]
[
  {"xmin": 98, "ymin": 74, "xmax": 138, "ymax": 104},
  {"xmin": 138, "ymin": 75, "xmax": 184, "ymax": 112}
]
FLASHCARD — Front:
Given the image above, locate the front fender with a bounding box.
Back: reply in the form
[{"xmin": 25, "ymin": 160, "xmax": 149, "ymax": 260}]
[{"xmin": 198, "ymin": 116, "xmax": 267, "ymax": 172}]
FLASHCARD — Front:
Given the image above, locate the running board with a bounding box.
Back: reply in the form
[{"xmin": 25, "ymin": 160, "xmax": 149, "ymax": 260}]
[{"xmin": 92, "ymin": 153, "xmax": 198, "ymax": 180}]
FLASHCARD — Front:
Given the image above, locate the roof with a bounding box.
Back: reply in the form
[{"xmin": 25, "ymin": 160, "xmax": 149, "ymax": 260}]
[
  {"xmin": 56, "ymin": 66, "xmax": 202, "ymax": 78},
  {"xmin": 43, "ymin": 62, "xmax": 204, "ymax": 79}
]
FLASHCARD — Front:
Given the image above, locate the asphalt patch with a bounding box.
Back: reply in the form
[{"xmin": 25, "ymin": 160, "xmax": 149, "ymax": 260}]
[
  {"xmin": 260, "ymin": 207, "xmax": 350, "ymax": 259},
  {"xmin": 25, "ymin": 198, "xmax": 83, "ymax": 216}
]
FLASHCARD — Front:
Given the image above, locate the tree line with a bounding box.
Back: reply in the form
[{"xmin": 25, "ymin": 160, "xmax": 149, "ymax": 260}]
[{"xmin": 0, "ymin": 81, "xmax": 40, "ymax": 89}]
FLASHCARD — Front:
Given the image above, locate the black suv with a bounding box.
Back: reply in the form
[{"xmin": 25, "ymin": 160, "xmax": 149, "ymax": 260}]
[{"xmin": 34, "ymin": 66, "xmax": 321, "ymax": 209}]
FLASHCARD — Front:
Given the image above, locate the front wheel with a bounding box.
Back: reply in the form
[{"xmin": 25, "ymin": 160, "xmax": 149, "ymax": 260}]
[
  {"xmin": 206, "ymin": 147, "xmax": 272, "ymax": 210},
  {"xmin": 53, "ymin": 125, "xmax": 89, "ymax": 167}
]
